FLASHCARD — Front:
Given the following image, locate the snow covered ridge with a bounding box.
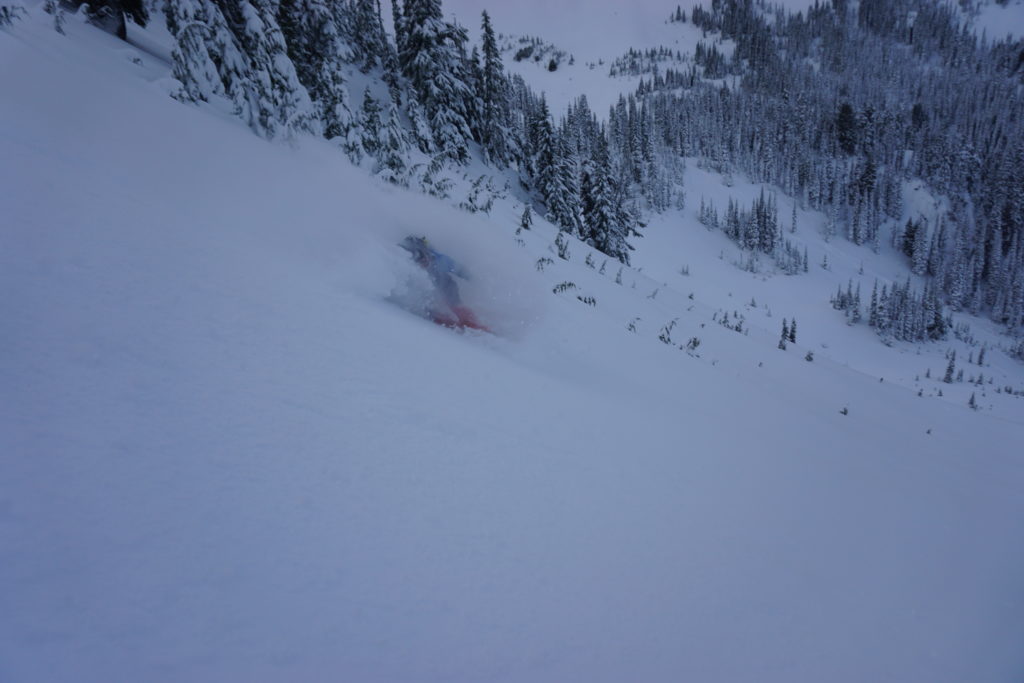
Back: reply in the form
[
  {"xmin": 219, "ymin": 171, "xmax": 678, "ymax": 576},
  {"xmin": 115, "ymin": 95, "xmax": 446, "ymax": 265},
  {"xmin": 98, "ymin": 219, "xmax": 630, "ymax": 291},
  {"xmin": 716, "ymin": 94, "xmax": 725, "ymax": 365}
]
[
  {"xmin": 964, "ymin": 0, "xmax": 1024, "ymax": 40},
  {"xmin": 499, "ymin": 33, "xmax": 573, "ymax": 72},
  {"xmin": 4, "ymin": 2, "xmax": 1024, "ymax": 682}
]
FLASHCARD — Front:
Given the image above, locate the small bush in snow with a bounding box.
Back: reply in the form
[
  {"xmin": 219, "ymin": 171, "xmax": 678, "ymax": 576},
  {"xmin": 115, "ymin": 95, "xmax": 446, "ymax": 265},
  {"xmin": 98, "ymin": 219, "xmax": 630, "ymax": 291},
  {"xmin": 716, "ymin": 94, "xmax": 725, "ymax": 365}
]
[
  {"xmin": 0, "ymin": 4, "xmax": 25, "ymax": 26},
  {"xmin": 459, "ymin": 175, "xmax": 498, "ymax": 214},
  {"xmin": 659, "ymin": 319, "xmax": 677, "ymax": 345},
  {"xmin": 554, "ymin": 232, "xmax": 570, "ymax": 260}
]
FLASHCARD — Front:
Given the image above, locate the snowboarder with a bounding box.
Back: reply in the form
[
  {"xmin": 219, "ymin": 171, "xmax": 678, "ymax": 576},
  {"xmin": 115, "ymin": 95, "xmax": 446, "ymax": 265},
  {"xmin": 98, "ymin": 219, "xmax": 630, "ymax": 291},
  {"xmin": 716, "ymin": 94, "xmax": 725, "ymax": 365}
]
[{"xmin": 399, "ymin": 236, "xmax": 488, "ymax": 331}]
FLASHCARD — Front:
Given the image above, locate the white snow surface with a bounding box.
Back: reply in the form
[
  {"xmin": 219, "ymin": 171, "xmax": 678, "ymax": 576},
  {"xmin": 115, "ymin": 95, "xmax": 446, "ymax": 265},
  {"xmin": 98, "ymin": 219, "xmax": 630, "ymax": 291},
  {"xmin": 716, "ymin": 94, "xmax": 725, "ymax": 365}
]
[
  {"xmin": 3, "ymin": 8, "xmax": 1024, "ymax": 683},
  {"xmin": 973, "ymin": 0, "xmax": 1024, "ymax": 40}
]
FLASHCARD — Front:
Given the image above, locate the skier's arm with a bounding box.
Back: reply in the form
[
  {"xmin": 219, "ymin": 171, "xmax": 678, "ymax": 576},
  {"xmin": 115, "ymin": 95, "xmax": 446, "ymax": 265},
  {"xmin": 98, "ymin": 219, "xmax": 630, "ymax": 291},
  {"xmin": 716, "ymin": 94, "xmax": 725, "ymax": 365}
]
[{"xmin": 436, "ymin": 252, "xmax": 470, "ymax": 280}]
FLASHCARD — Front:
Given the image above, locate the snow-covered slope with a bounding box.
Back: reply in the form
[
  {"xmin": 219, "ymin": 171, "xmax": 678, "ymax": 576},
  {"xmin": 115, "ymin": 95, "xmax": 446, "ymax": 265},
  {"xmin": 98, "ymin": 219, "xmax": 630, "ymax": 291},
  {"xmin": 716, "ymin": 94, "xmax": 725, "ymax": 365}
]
[
  {"xmin": 3, "ymin": 8, "xmax": 1024, "ymax": 683},
  {"xmin": 972, "ymin": 0, "xmax": 1024, "ymax": 40},
  {"xmin": 429, "ymin": 0, "xmax": 821, "ymax": 112},
  {"xmin": 441, "ymin": 0, "xmax": 698, "ymax": 113}
]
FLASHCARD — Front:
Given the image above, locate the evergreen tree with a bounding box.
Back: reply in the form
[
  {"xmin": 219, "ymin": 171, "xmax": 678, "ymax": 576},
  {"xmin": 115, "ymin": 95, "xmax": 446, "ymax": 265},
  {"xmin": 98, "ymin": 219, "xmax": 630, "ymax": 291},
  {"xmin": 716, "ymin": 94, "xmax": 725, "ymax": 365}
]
[
  {"xmin": 531, "ymin": 100, "xmax": 581, "ymax": 234},
  {"xmin": 581, "ymin": 135, "xmax": 614, "ymax": 247},
  {"xmin": 75, "ymin": 0, "xmax": 148, "ymax": 40},
  {"xmin": 348, "ymin": 0, "xmax": 390, "ymax": 73},
  {"xmin": 550, "ymin": 134, "xmax": 584, "ymax": 235},
  {"xmin": 277, "ymin": 0, "xmax": 353, "ymax": 140},
  {"xmin": 391, "ymin": 0, "xmax": 406, "ymax": 57},
  {"xmin": 912, "ymin": 220, "xmax": 930, "ymax": 275},
  {"xmin": 553, "ymin": 231, "xmax": 570, "ymax": 259},
  {"xmin": 479, "ymin": 10, "xmax": 513, "ymax": 166},
  {"xmin": 225, "ymin": 0, "xmax": 320, "ymax": 139},
  {"xmin": 869, "ymin": 280, "xmax": 879, "ymax": 327},
  {"xmin": 399, "ymin": 0, "xmax": 475, "ymax": 162},
  {"xmin": 530, "ymin": 97, "xmax": 557, "ymax": 203},
  {"xmin": 165, "ymin": 0, "xmax": 235, "ymax": 106},
  {"xmin": 359, "ymin": 88, "xmax": 382, "ymax": 156},
  {"xmin": 836, "ymin": 102, "xmax": 857, "ymax": 155},
  {"xmin": 582, "ymin": 132, "xmax": 632, "ymax": 263},
  {"xmin": 374, "ymin": 97, "xmax": 411, "ymax": 182},
  {"xmin": 519, "ymin": 205, "xmax": 532, "ymax": 231},
  {"xmin": 167, "ymin": 0, "xmax": 319, "ymax": 139}
]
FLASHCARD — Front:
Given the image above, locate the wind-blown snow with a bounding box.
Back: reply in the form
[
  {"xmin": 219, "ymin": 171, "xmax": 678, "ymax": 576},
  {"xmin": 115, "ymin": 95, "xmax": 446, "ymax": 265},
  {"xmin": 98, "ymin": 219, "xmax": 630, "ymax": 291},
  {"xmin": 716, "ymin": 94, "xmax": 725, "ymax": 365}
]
[{"xmin": 2, "ymin": 7, "xmax": 1024, "ymax": 683}]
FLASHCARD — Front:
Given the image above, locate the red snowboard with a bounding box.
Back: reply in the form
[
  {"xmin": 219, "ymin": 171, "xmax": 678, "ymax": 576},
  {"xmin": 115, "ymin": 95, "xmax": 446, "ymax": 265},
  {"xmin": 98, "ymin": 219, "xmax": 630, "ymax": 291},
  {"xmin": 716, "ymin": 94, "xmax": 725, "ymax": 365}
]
[{"xmin": 431, "ymin": 305, "xmax": 491, "ymax": 333}]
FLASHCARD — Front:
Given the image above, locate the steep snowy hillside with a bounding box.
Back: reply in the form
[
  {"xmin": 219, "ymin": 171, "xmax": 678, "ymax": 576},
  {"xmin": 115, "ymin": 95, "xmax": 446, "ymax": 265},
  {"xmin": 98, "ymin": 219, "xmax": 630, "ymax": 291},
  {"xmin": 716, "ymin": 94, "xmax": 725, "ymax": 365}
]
[
  {"xmin": 416, "ymin": 0, "xmax": 821, "ymax": 113},
  {"xmin": 3, "ymin": 6, "xmax": 1024, "ymax": 683},
  {"xmin": 438, "ymin": 0, "xmax": 698, "ymax": 113},
  {"xmin": 972, "ymin": 0, "xmax": 1024, "ymax": 40}
]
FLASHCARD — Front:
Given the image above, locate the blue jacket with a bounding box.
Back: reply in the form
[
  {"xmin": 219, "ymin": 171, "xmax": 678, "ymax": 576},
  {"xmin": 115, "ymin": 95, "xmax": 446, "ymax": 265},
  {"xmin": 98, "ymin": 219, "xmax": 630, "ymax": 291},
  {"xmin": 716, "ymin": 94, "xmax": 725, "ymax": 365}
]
[
  {"xmin": 401, "ymin": 237, "xmax": 469, "ymax": 305},
  {"xmin": 425, "ymin": 250, "xmax": 469, "ymax": 280}
]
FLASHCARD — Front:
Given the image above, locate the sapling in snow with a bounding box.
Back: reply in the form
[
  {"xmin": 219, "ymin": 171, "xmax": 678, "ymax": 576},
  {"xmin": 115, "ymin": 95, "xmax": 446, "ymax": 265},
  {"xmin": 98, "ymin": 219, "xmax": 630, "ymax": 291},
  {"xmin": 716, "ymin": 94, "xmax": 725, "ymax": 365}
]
[
  {"xmin": 555, "ymin": 231, "xmax": 570, "ymax": 260},
  {"xmin": 659, "ymin": 319, "xmax": 677, "ymax": 345}
]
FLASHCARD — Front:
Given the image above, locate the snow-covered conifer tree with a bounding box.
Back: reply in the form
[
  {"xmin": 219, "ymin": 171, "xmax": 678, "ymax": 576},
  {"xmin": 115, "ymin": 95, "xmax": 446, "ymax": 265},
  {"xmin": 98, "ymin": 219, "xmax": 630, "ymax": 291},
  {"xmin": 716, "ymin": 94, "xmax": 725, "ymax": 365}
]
[
  {"xmin": 83, "ymin": 0, "xmax": 148, "ymax": 39},
  {"xmin": 374, "ymin": 97, "xmax": 411, "ymax": 183},
  {"xmin": 478, "ymin": 10, "xmax": 513, "ymax": 166},
  {"xmin": 230, "ymin": 0, "xmax": 321, "ymax": 138},
  {"xmin": 582, "ymin": 133, "xmax": 620, "ymax": 256},
  {"xmin": 359, "ymin": 88, "xmax": 382, "ymax": 157},
  {"xmin": 944, "ymin": 351, "xmax": 956, "ymax": 384},
  {"xmin": 165, "ymin": 0, "xmax": 232, "ymax": 105},
  {"xmin": 520, "ymin": 205, "xmax": 532, "ymax": 231},
  {"xmin": 399, "ymin": 0, "xmax": 475, "ymax": 162},
  {"xmin": 166, "ymin": 0, "xmax": 318, "ymax": 139},
  {"xmin": 277, "ymin": 0, "xmax": 354, "ymax": 140},
  {"xmin": 348, "ymin": 0, "xmax": 391, "ymax": 72}
]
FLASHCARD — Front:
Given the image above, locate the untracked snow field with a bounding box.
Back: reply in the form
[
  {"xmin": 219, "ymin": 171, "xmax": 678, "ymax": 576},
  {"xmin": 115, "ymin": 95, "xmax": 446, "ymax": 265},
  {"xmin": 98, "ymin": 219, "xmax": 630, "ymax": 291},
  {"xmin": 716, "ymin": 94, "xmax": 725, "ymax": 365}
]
[{"xmin": 3, "ymin": 7, "xmax": 1024, "ymax": 683}]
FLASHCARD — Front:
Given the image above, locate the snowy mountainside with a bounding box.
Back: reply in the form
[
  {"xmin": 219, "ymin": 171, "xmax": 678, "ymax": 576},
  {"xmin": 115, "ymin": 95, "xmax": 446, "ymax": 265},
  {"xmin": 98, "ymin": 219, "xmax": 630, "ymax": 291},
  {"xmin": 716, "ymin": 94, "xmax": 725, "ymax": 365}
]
[
  {"xmin": 431, "ymin": 0, "xmax": 819, "ymax": 112},
  {"xmin": 3, "ymin": 5, "xmax": 1024, "ymax": 683},
  {"xmin": 971, "ymin": 0, "xmax": 1024, "ymax": 40}
]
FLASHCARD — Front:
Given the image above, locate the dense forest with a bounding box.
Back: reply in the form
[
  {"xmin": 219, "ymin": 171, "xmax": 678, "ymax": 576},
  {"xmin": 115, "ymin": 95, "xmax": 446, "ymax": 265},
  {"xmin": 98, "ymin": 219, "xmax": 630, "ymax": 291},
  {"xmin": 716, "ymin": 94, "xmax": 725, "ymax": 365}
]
[{"xmin": 645, "ymin": 0, "xmax": 1024, "ymax": 333}]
